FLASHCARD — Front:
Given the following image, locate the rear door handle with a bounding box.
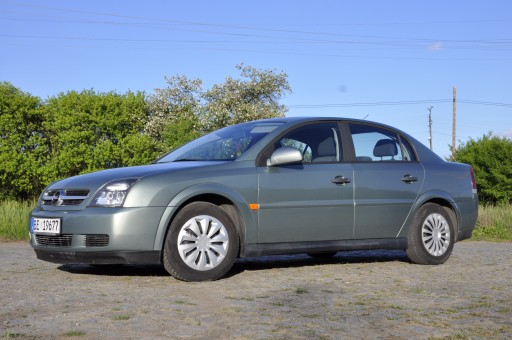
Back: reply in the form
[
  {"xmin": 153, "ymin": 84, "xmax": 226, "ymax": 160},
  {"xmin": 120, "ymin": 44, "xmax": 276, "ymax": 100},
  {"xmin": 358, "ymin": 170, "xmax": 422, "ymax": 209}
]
[
  {"xmin": 331, "ymin": 176, "xmax": 351, "ymax": 185},
  {"xmin": 401, "ymin": 174, "xmax": 418, "ymax": 183}
]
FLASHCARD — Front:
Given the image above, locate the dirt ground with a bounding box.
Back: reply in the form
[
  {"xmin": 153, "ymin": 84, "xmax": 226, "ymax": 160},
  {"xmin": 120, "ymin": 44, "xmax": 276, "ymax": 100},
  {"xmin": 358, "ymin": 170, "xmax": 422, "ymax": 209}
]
[{"xmin": 0, "ymin": 241, "xmax": 511, "ymax": 339}]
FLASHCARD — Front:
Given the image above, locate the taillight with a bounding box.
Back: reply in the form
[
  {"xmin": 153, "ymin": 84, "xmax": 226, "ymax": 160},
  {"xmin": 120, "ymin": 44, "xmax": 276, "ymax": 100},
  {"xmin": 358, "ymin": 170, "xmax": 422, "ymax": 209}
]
[{"xmin": 470, "ymin": 166, "xmax": 477, "ymax": 194}]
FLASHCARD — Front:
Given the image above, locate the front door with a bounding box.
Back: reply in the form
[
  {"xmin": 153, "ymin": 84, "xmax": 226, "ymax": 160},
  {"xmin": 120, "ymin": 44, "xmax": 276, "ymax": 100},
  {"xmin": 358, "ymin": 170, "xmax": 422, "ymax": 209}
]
[{"xmin": 257, "ymin": 122, "xmax": 354, "ymax": 243}]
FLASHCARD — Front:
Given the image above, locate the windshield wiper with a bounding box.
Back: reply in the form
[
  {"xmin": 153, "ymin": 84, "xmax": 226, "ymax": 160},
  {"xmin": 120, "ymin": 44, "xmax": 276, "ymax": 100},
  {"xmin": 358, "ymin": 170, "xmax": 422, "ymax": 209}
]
[{"xmin": 173, "ymin": 159, "xmax": 199, "ymax": 162}]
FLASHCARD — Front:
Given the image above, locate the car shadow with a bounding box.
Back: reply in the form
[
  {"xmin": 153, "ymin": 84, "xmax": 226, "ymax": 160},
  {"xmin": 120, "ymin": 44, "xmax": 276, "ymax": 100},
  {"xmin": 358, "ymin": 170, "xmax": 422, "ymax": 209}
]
[
  {"xmin": 227, "ymin": 249, "xmax": 409, "ymax": 278},
  {"xmin": 58, "ymin": 263, "xmax": 169, "ymax": 277},
  {"xmin": 57, "ymin": 249, "xmax": 409, "ymax": 278}
]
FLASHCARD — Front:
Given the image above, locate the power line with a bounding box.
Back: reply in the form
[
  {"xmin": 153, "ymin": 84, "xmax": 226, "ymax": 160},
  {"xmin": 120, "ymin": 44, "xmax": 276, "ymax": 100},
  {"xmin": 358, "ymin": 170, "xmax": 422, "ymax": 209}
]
[
  {"xmin": 2, "ymin": 19, "xmax": 511, "ymax": 51},
  {"xmin": 2, "ymin": 3, "xmax": 512, "ymax": 56},
  {"xmin": 288, "ymin": 99, "xmax": 512, "ymax": 109},
  {"xmin": 290, "ymin": 99, "xmax": 452, "ymax": 108},
  {"xmin": 5, "ymin": 34, "xmax": 511, "ymax": 61},
  {"xmin": 458, "ymin": 100, "xmax": 512, "ymax": 107},
  {"xmin": 4, "ymin": 0, "xmax": 511, "ymax": 28},
  {"xmin": 2, "ymin": 3, "xmax": 512, "ymax": 45}
]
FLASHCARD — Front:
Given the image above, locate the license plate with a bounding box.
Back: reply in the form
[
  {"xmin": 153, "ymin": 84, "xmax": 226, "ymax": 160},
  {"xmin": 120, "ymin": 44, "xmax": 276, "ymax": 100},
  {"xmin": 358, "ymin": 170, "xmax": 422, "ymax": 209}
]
[{"xmin": 31, "ymin": 218, "xmax": 61, "ymax": 235}]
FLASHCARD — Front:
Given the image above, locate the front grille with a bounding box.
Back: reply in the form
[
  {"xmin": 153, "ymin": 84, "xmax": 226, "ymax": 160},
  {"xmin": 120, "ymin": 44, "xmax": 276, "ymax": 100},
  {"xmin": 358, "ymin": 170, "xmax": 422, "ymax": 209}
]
[
  {"xmin": 85, "ymin": 234, "xmax": 109, "ymax": 247},
  {"xmin": 35, "ymin": 234, "xmax": 73, "ymax": 247},
  {"xmin": 42, "ymin": 189, "xmax": 89, "ymax": 206},
  {"xmin": 34, "ymin": 234, "xmax": 110, "ymax": 247}
]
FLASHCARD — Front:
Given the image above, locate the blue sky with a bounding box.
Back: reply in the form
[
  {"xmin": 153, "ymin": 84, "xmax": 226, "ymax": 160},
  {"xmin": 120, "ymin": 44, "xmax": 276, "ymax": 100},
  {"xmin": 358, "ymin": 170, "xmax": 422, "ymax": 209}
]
[{"xmin": 1, "ymin": 0, "xmax": 511, "ymax": 158}]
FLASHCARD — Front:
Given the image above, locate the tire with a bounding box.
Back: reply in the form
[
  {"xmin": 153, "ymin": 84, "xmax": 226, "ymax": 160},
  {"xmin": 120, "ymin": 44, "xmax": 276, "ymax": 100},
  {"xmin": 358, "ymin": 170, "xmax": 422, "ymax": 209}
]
[
  {"xmin": 307, "ymin": 252, "xmax": 337, "ymax": 259},
  {"xmin": 163, "ymin": 202, "xmax": 239, "ymax": 281},
  {"xmin": 406, "ymin": 203, "xmax": 454, "ymax": 265}
]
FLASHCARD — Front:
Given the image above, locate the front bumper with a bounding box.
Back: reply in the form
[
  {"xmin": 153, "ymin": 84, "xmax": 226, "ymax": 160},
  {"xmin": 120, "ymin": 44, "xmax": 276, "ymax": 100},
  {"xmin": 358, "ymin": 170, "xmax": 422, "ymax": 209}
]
[
  {"xmin": 34, "ymin": 249, "xmax": 161, "ymax": 265},
  {"xmin": 30, "ymin": 206, "xmax": 167, "ymax": 265}
]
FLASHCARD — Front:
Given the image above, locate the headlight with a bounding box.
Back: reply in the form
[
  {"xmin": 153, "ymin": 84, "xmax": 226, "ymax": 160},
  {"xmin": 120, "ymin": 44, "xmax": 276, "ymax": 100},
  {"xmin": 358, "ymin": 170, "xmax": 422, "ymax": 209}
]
[{"xmin": 90, "ymin": 178, "xmax": 139, "ymax": 207}]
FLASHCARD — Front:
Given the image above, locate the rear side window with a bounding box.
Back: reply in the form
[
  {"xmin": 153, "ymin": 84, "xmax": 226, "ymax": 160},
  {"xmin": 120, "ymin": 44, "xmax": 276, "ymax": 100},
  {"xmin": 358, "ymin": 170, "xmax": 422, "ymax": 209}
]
[{"xmin": 349, "ymin": 124, "xmax": 416, "ymax": 162}]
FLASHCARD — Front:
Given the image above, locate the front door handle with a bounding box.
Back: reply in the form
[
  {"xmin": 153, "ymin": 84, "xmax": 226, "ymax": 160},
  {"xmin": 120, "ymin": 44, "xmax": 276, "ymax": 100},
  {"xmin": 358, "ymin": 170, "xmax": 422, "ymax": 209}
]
[
  {"xmin": 331, "ymin": 176, "xmax": 351, "ymax": 185},
  {"xmin": 401, "ymin": 174, "xmax": 418, "ymax": 183}
]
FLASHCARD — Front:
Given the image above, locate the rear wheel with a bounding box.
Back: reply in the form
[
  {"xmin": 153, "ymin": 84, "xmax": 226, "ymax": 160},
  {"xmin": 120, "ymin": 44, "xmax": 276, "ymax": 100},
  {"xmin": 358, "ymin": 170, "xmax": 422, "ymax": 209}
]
[
  {"xmin": 406, "ymin": 203, "xmax": 454, "ymax": 265},
  {"xmin": 163, "ymin": 202, "xmax": 239, "ymax": 281}
]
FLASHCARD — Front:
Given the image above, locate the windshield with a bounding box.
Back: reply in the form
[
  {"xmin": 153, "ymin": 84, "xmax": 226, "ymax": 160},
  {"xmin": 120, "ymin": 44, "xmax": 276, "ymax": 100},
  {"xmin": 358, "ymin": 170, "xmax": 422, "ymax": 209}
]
[{"xmin": 157, "ymin": 121, "xmax": 282, "ymax": 162}]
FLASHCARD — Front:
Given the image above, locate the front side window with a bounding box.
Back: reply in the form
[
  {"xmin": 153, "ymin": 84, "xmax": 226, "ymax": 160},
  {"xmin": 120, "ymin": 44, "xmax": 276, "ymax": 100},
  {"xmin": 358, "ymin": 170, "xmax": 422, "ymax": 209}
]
[
  {"xmin": 275, "ymin": 123, "xmax": 342, "ymax": 163},
  {"xmin": 349, "ymin": 124, "xmax": 416, "ymax": 162}
]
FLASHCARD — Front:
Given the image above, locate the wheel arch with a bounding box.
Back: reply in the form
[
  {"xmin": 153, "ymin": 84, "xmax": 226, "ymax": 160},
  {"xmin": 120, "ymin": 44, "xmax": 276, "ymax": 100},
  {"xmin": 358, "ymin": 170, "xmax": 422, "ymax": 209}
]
[
  {"xmin": 400, "ymin": 190, "xmax": 462, "ymax": 241},
  {"xmin": 153, "ymin": 183, "xmax": 254, "ymax": 257}
]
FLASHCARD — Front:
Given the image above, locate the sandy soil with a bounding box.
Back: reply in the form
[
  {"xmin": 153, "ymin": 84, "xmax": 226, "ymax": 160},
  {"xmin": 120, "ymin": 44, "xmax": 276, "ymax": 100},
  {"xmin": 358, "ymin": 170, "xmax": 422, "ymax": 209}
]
[{"xmin": 1, "ymin": 241, "xmax": 511, "ymax": 339}]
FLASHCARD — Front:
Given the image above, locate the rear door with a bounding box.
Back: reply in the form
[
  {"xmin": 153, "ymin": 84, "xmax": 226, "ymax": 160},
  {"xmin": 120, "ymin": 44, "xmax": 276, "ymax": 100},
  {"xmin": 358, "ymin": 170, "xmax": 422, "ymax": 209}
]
[{"xmin": 348, "ymin": 123, "xmax": 425, "ymax": 239}]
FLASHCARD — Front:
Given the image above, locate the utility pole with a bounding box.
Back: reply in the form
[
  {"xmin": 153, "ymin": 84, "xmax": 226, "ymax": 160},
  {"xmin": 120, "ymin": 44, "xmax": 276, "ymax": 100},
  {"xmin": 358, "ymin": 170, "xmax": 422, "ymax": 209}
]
[
  {"xmin": 452, "ymin": 86, "xmax": 457, "ymax": 161},
  {"xmin": 427, "ymin": 106, "xmax": 433, "ymax": 151}
]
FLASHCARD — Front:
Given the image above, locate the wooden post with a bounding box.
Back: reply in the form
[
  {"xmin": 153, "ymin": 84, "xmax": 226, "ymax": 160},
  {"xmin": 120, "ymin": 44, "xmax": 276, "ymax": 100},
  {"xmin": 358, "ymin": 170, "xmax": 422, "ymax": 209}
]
[
  {"xmin": 428, "ymin": 106, "xmax": 433, "ymax": 151},
  {"xmin": 452, "ymin": 86, "xmax": 457, "ymax": 161}
]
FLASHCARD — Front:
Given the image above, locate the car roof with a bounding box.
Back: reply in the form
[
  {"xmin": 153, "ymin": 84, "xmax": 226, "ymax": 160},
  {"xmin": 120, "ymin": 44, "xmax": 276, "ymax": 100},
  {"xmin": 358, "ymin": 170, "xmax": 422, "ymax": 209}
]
[{"xmin": 256, "ymin": 116, "xmax": 402, "ymax": 132}]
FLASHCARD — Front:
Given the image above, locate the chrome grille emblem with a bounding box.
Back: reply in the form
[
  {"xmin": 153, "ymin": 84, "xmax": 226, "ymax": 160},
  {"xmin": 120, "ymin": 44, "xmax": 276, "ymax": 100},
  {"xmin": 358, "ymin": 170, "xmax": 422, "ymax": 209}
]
[
  {"xmin": 52, "ymin": 190, "xmax": 63, "ymax": 206},
  {"xmin": 42, "ymin": 189, "xmax": 89, "ymax": 206}
]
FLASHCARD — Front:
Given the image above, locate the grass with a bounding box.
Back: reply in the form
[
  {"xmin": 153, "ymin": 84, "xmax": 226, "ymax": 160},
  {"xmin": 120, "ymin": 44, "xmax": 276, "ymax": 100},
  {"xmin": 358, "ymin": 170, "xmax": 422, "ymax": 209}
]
[
  {"xmin": 62, "ymin": 330, "xmax": 86, "ymax": 337},
  {"xmin": 472, "ymin": 204, "xmax": 512, "ymax": 241},
  {"xmin": 3, "ymin": 331, "xmax": 34, "ymax": 339},
  {"xmin": 0, "ymin": 200, "xmax": 511, "ymax": 242},
  {"xmin": 112, "ymin": 314, "xmax": 131, "ymax": 321},
  {"xmin": 295, "ymin": 287, "xmax": 309, "ymax": 294},
  {"xmin": 0, "ymin": 200, "xmax": 36, "ymax": 241}
]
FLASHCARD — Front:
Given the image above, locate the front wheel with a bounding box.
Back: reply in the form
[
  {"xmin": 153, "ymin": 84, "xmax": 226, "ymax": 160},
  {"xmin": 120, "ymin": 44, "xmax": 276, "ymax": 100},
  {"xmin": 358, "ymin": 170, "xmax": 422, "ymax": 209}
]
[
  {"xmin": 406, "ymin": 203, "xmax": 454, "ymax": 265},
  {"xmin": 163, "ymin": 202, "xmax": 239, "ymax": 281}
]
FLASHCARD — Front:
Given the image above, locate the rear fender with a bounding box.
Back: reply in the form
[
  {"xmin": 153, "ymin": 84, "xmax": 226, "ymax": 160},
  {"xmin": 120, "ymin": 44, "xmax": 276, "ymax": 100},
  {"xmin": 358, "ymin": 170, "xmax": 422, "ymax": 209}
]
[{"xmin": 396, "ymin": 190, "xmax": 461, "ymax": 239}]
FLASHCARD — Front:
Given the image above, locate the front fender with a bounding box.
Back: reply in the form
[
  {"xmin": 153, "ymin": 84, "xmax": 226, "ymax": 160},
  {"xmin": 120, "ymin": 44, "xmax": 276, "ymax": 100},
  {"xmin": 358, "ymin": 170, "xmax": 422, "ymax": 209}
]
[{"xmin": 152, "ymin": 183, "xmax": 257, "ymax": 251}]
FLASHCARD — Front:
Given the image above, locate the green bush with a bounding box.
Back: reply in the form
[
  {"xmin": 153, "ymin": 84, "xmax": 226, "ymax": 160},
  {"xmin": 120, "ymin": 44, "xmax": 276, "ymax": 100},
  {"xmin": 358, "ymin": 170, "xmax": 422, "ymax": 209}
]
[
  {"xmin": 0, "ymin": 66, "xmax": 291, "ymax": 201},
  {"xmin": 455, "ymin": 133, "xmax": 512, "ymax": 205},
  {"xmin": 0, "ymin": 82, "xmax": 45, "ymax": 200},
  {"xmin": 42, "ymin": 89, "xmax": 159, "ymax": 179},
  {"xmin": 0, "ymin": 83, "xmax": 160, "ymax": 201}
]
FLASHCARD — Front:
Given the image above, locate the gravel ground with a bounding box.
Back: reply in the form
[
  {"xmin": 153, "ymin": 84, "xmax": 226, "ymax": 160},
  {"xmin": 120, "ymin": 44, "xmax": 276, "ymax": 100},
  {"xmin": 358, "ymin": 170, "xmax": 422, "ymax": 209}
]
[{"xmin": 0, "ymin": 241, "xmax": 511, "ymax": 339}]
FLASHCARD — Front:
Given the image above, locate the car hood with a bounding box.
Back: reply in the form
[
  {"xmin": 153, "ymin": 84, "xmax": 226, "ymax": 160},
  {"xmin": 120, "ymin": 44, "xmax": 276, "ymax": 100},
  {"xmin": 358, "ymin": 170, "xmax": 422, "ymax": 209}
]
[{"xmin": 47, "ymin": 161, "xmax": 228, "ymax": 191}]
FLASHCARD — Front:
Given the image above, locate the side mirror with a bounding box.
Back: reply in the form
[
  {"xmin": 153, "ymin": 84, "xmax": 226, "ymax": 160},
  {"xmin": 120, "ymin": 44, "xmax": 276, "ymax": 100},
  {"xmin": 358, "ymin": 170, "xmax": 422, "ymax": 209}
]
[{"xmin": 267, "ymin": 147, "xmax": 303, "ymax": 166}]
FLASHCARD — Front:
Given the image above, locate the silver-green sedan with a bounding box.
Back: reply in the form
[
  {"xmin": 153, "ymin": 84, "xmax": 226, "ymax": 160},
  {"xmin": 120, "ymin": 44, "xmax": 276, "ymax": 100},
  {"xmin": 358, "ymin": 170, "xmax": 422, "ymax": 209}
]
[{"xmin": 29, "ymin": 117, "xmax": 478, "ymax": 281}]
